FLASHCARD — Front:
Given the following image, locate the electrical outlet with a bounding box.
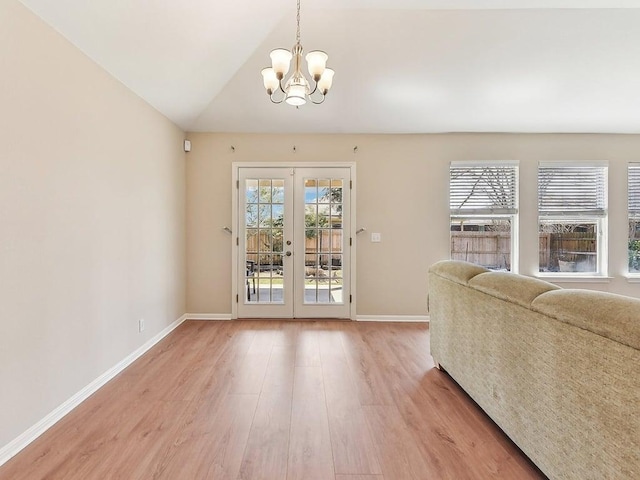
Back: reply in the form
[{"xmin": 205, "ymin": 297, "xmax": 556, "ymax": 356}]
[{"xmin": 138, "ymin": 318, "xmax": 145, "ymax": 333}]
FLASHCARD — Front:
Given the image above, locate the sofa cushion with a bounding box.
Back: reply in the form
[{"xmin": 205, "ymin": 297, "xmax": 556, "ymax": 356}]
[
  {"xmin": 468, "ymin": 272, "xmax": 560, "ymax": 308},
  {"xmin": 429, "ymin": 260, "xmax": 489, "ymax": 285},
  {"xmin": 532, "ymin": 289, "xmax": 640, "ymax": 350}
]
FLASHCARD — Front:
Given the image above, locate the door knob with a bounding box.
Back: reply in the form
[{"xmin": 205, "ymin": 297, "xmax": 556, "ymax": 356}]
[
  {"xmin": 286, "ymin": 240, "xmax": 292, "ymax": 245},
  {"xmin": 285, "ymin": 251, "xmax": 292, "ymax": 257}
]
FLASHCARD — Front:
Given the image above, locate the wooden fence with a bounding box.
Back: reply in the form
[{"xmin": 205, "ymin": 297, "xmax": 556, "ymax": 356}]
[
  {"xmin": 539, "ymin": 232, "xmax": 596, "ymax": 272},
  {"xmin": 450, "ymin": 232, "xmax": 511, "ymax": 270},
  {"xmin": 451, "ymin": 231, "xmax": 596, "ymax": 271},
  {"xmin": 246, "ymin": 230, "xmax": 342, "ymax": 267}
]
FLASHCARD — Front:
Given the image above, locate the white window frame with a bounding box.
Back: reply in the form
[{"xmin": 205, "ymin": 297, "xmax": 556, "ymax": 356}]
[
  {"xmin": 449, "ymin": 160, "xmax": 519, "ymax": 273},
  {"xmin": 537, "ymin": 162, "xmax": 608, "ymax": 278},
  {"xmin": 628, "ymin": 163, "xmax": 640, "ymax": 277}
]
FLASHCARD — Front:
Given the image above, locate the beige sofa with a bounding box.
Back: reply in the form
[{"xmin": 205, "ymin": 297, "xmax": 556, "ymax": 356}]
[{"xmin": 428, "ymin": 260, "xmax": 640, "ymax": 480}]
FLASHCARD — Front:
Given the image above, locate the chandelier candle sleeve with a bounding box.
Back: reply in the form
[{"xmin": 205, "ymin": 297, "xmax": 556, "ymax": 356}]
[
  {"xmin": 270, "ymin": 49, "xmax": 292, "ymax": 79},
  {"xmin": 317, "ymin": 68, "xmax": 334, "ymax": 94},
  {"xmin": 305, "ymin": 51, "xmax": 328, "ymax": 80},
  {"xmin": 261, "ymin": 0, "xmax": 334, "ymax": 105},
  {"xmin": 261, "ymin": 68, "xmax": 279, "ymax": 94}
]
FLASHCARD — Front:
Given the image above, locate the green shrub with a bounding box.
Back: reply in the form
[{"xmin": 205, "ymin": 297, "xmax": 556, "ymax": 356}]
[{"xmin": 629, "ymin": 239, "xmax": 640, "ymax": 272}]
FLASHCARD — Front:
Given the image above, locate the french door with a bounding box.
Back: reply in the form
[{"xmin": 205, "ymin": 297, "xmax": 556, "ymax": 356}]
[{"xmin": 236, "ymin": 166, "xmax": 352, "ymax": 319}]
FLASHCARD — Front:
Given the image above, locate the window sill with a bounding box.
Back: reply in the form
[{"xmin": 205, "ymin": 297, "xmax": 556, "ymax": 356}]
[
  {"xmin": 626, "ymin": 275, "xmax": 640, "ymax": 283},
  {"xmin": 534, "ymin": 274, "xmax": 612, "ymax": 284}
]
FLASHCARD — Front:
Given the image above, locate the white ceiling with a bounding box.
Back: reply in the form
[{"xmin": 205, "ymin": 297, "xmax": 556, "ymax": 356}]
[{"xmin": 17, "ymin": 0, "xmax": 640, "ymax": 134}]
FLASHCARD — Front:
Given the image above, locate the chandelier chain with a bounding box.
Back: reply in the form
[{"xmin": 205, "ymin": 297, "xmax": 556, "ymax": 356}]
[{"xmin": 296, "ymin": 0, "xmax": 301, "ymax": 45}]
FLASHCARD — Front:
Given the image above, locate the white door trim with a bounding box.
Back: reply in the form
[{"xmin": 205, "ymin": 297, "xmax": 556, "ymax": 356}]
[{"xmin": 231, "ymin": 162, "xmax": 356, "ymax": 320}]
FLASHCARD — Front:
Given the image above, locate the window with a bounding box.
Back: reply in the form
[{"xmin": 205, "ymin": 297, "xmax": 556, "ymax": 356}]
[
  {"xmin": 629, "ymin": 163, "xmax": 640, "ymax": 274},
  {"xmin": 450, "ymin": 161, "xmax": 518, "ymax": 272},
  {"xmin": 538, "ymin": 163, "xmax": 607, "ymax": 275}
]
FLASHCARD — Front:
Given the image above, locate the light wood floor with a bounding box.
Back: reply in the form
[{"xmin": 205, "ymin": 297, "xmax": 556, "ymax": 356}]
[{"xmin": 0, "ymin": 320, "xmax": 546, "ymax": 480}]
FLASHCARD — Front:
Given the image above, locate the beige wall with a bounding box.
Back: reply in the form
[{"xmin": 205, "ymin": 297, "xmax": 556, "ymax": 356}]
[
  {"xmin": 186, "ymin": 132, "xmax": 640, "ymax": 316},
  {"xmin": 0, "ymin": 0, "xmax": 186, "ymax": 449}
]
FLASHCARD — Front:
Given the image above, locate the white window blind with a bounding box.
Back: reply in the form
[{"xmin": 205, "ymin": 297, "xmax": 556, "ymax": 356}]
[
  {"xmin": 538, "ymin": 164, "xmax": 607, "ymax": 217},
  {"xmin": 450, "ymin": 163, "xmax": 518, "ymax": 215},
  {"xmin": 630, "ymin": 164, "xmax": 640, "ymax": 219}
]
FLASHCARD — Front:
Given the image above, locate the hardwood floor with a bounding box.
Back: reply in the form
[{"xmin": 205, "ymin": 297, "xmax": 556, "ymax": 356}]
[{"xmin": 0, "ymin": 320, "xmax": 546, "ymax": 480}]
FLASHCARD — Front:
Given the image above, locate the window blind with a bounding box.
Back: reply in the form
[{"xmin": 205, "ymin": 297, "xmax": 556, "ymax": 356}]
[
  {"xmin": 630, "ymin": 164, "xmax": 640, "ymax": 219},
  {"xmin": 538, "ymin": 164, "xmax": 607, "ymax": 217},
  {"xmin": 450, "ymin": 163, "xmax": 518, "ymax": 215}
]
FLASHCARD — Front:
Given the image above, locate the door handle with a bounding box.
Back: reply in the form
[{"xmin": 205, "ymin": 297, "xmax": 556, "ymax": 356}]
[{"xmin": 285, "ymin": 251, "xmax": 292, "ymax": 257}]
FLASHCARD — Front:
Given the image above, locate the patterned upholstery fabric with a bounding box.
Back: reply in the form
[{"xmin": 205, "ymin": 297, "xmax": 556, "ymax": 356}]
[
  {"xmin": 533, "ymin": 289, "xmax": 640, "ymax": 351},
  {"xmin": 428, "ymin": 260, "xmax": 640, "ymax": 480}
]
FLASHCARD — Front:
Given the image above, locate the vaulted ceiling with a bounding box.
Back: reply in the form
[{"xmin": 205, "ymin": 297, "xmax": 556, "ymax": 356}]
[{"xmin": 17, "ymin": 0, "xmax": 640, "ymax": 133}]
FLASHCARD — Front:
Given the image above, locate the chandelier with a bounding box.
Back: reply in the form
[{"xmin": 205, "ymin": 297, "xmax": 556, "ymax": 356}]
[{"xmin": 261, "ymin": 0, "xmax": 334, "ymax": 106}]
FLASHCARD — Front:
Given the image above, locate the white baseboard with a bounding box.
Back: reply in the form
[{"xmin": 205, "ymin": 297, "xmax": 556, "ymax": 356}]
[
  {"xmin": 183, "ymin": 313, "xmax": 427, "ymax": 323},
  {"xmin": 184, "ymin": 313, "xmax": 232, "ymax": 321},
  {"xmin": 0, "ymin": 314, "xmax": 189, "ymax": 468},
  {"xmin": 356, "ymin": 315, "xmax": 429, "ymax": 323}
]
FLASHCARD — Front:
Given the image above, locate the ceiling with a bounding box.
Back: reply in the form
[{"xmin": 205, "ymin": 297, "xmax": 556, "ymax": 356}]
[{"xmin": 17, "ymin": 0, "xmax": 640, "ymax": 134}]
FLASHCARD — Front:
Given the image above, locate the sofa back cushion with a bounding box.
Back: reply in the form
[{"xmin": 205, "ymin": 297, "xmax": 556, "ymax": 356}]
[
  {"xmin": 532, "ymin": 289, "xmax": 640, "ymax": 350},
  {"xmin": 469, "ymin": 272, "xmax": 559, "ymax": 308},
  {"xmin": 429, "ymin": 260, "xmax": 489, "ymax": 285}
]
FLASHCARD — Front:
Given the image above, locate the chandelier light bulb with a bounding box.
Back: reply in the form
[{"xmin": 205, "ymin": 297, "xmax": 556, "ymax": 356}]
[
  {"xmin": 286, "ymin": 84, "xmax": 308, "ymax": 106},
  {"xmin": 285, "ymin": 74, "xmax": 310, "ymax": 106}
]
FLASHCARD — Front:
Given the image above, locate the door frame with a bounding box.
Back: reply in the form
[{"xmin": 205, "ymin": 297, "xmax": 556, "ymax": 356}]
[{"xmin": 231, "ymin": 162, "xmax": 357, "ymax": 320}]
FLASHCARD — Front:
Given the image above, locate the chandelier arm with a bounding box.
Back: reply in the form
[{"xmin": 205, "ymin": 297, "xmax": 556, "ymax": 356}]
[
  {"xmin": 278, "ymin": 77, "xmax": 287, "ymax": 95},
  {"xmin": 309, "ymin": 93, "xmax": 326, "ymax": 105},
  {"xmin": 307, "ymin": 79, "xmax": 327, "ymax": 104},
  {"xmin": 269, "ymin": 80, "xmax": 288, "ymax": 104},
  {"xmin": 269, "ymin": 94, "xmax": 286, "ymax": 104}
]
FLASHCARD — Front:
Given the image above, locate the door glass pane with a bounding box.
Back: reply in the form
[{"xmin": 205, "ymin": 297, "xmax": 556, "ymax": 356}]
[
  {"xmin": 246, "ymin": 229, "xmax": 258, "ymax": 252},
  {"xmin": 303, "ymin": 178, "xmax": 344, "ymax": 304},
  {"xmin": 305, "ymin": 204, "xmax": 318, "ymax": 227},
  {"xmin": 272, "ymin": 180, "xmax": 285, "ymax": 204},
  {"xmin": 246, "ymin": 179, "xmax": 259, "ymax": 203},
  {"xmin": 331, "ymin": 254, "xmax": 343, "ymax": 278},
  {"xmin": 258, "ymin": 205, "xmax": 271, "ymax": 227},
  {"xmin": 272, "ymin": 229, "xmax": 283, "ymax": 253},
  {"xmin": 259, "ymin": 179, "xmax": 272, "ymax": 202},
  {"xmin": 318, "ymin": 179, "xmax": 331, "ymax": 202},
  {"xmin": 319, "ymin": 229, "xmax": 332, "ymax": 252},
  {"xmin": 259, "ymin": 233, "xmax": 271, "ymax": 252},
  {"xmin": 246, "ymin": 205, "xmax": 258, "ymax": 228},
  {"xmin": 331, "ymin": 231, "xmax": 343, "ymax": 254},
  {"xmin": 305, "ymin": 233, "xmax": 317, "ymax": 253},
  {"xmin": 245, "ymin": 178, "xmax": 284, "ymax": 304}
]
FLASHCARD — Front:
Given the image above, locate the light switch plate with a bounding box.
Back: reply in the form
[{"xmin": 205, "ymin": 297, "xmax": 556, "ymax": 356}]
[{"xmin": 371, "ymin": 232, "xmax": 382, "ymax": 243}]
